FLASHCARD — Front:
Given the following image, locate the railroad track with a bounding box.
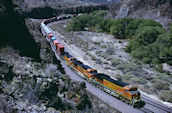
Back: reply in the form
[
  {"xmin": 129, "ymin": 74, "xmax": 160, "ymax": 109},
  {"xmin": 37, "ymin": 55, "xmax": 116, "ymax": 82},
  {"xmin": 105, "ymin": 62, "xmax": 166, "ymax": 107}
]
[
  {"xmin": 140, "ymin": 108, "xmax": 154, "ymax": 113},
  {"xmin": 142, "ymin": 97, "xmax": 172, "ymax": 113}
]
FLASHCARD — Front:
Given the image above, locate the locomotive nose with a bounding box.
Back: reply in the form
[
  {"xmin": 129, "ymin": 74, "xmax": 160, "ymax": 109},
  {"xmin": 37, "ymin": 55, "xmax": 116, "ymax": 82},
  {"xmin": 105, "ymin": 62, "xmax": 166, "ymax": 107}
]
[{"xmin": 133, "ymin": 92, "xmax": 140, "ymax": 99}]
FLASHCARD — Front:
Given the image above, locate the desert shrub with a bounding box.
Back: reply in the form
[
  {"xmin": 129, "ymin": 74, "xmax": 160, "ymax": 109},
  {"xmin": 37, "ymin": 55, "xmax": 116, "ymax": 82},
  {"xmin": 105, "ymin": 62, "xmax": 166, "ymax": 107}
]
[
  {"xmin": 116, "ymin": 62, "xmax": 138, "ymax": 73},
  {"xmin": 157, "ymin": 73, "xmax": 172, "ymax": 83},
  {"xmin": 123, "ymin": 73, "xmax": 134, "ymax": 80},
  {"xmin": 95, "ymin": 50, "xmax": 101, "ymax": 55},
  {"xmin": 111, "ymin": 58, "xmax": 121, "ymax": 66},
  {"xmin": 90, "ymin": 55, "xmax": 96, "ymax": 61},
  {"xmin": 93, "ymin": 42, "xmax": 100, "ymax": 45},
  {"xmin": 101, "ymin": 53, "xmax": 108, "ymax": 59},
  {"xmin": 159, "ymin": 90, "xmax": 172, "ymax": 102},
  {"xmin": 129, "ymin": 77, "xmax": 147, "ymax": 84},
  {"xmin": 155, "ymin": 64, "xmax": 164, "ymax": 73},
  {"xmin": 152, "ymin": 79, "xmax": 169, "ymax": 90},
  {"xmin": 106, "ymin": 47, "xmax": 114, "ymax": 54},
  {"xmin": 123, "ymin": 73, "xmax": 147, "ymax": 84},
  {"xmin": 115, "ymin": 74, "xmax": 122, "ymax": 81}
]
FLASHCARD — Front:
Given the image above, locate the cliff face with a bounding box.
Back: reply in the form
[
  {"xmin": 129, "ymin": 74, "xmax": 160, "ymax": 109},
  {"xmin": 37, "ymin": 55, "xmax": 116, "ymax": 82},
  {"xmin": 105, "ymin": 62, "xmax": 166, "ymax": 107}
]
[
  {"xmin": 110, "ymin": 0, "xmax": 172, "ymax": 29},
  {"xmin": 0, "ymin": 0, "xmax": 41, "ymax": 60}
]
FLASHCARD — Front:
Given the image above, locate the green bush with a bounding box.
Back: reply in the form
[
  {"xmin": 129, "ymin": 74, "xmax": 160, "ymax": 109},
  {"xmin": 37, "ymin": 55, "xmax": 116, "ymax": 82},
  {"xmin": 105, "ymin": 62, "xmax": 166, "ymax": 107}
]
[
  {"xmin": 99, "ymin": 19, "xmax": 115, "ymax": 33},
  {"xmin": 125, "ymin": 19, "xmax": 143, "ymax": 38},
  {"xmin": 142, "ymin": 57, "xmax": 152, "ymax": 64},
  {"xmin": 159, "ymin": 90, "xmax": 172, "ymax": 102},
  {"xmin": 67, "ymin": 14, "xmax": 89, "ymax": 31},
  {"xmin": 91, "ymin": 10, "xmax": 108, "ymax": 17},
  {"xmin": 127, "ymin": 26, "xmax": 165, "ymax": 52},
  {"xmin": 110, "ymin": 18, "xmax": 134, "ymax": 39},
  {"xmin": 125, "ymin": 19, "xmax": 162, "ymax": 38}
]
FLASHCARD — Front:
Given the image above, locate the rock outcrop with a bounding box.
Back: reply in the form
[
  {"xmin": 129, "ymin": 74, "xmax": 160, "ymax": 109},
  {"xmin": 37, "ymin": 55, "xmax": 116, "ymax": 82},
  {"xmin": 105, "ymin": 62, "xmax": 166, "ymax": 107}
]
[
  {"xmin": 111, "ymin": 0, "xmax": 172, "ymax": 30},
  {"xmin": 0, "ymin": 47, "xmax": 91, "ymax": 112}
]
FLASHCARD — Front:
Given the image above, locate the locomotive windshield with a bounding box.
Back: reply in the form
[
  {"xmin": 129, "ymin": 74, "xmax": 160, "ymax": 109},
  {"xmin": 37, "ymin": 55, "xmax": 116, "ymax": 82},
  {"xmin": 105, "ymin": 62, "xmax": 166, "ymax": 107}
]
[
  {"xmin": 129, "ymin": 88, "xmax": 139, "ymax": 94},
  {"xmin": 90, "ymin": 70, "xmax": 97, "ymax": 75},
  {"xmin": 129, "ymin": 90, "xmax": 139, "ymax": 95}
]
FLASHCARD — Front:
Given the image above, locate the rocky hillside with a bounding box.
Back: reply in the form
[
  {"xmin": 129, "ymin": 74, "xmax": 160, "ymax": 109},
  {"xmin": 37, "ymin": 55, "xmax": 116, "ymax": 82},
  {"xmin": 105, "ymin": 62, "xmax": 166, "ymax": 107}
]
[
  {"xmin": 13, "ymin": 0, "xmax": 94, "ymax": 12},
  {"xmin": 81, "ymin": 0, "xmax": 120, "ymax": 3},
  {"xmin": 110, "ymin": 0, "xmax": 172, "ymax": 29}
]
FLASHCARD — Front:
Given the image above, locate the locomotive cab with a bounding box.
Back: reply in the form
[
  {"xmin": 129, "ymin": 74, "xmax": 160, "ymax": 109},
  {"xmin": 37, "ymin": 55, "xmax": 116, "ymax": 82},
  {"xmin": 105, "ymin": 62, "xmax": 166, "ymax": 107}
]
[
  {"xmin": 68, "ymin": 57, "xmax": 76, "ymax": 62},
  {"xmin": 88, "ymin": 69, "xmax": 97, "ymax": 75},
  {"xmin": 129, "ymin": 87, "xmax": 140, "ymax": 99},
  {"xmin": 87, "ymin": 69, "xmax": 97, "ymax": 78},
  {"xmin": 123, "ymin": 85, "xmax": 140, "ymax": 100}
]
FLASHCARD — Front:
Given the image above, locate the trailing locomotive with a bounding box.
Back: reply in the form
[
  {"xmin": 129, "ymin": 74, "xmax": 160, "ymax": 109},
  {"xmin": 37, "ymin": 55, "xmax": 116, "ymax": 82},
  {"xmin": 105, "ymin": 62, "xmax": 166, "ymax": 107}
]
[{"xmin": 40, "ymin": 14, "xmax": 145, "ymax": 108}]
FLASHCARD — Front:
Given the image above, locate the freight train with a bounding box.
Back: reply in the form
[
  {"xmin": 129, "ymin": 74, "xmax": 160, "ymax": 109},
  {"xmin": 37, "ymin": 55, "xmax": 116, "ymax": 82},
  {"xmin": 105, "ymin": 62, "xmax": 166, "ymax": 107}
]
[{"xmin": 40, "ymin": 14, "xmax": 145, "ymax": 108}]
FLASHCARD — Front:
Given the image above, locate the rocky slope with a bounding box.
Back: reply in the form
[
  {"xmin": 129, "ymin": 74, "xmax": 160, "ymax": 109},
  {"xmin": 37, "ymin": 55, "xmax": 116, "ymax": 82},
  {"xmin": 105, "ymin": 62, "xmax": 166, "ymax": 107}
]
[
  {"xmin": 110, "ymin": 0, "xmax": 172, "ymax": 30},
  {"xmin": 12, "ymin": 0, "xmax": 102, "ymax": 12},
  {"xmin": 0, "ymin": 18, "xmax": 120, "ymax": 113},
  {"xmin": 0, "ymin": 47, "xmax": 90, "ymax": 112},
  {"xmin": 81, "ymin": 0, "xmax": 120, "ymax": 3}
]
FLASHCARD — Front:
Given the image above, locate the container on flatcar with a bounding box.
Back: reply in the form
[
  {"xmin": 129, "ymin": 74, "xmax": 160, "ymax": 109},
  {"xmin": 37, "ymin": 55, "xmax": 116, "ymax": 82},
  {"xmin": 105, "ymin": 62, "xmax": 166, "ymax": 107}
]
[
  {"xmin": 51, "ymin": 36, "xmax": 56, "ymax": 41},
  {"xmin": 57, "ymin": 16, "xmax": 64, "ymax": 20},
  {"xmin": 48, "ymin": 33, "xmax": 53, "ymax": 39},
  {"xmin": 66, "ymin": 15, "xmax": 72, "ymax": 19},
  {"xmin": 53, "ymin": 40, "xmax": 59, "ymax": 46},
  {"xmin": 72, "ymin": 14, "xmax": 77, "ymax": 17},
  {"xmin": 56, "ymin": 44, "xmax": 64, "ymax": 54}
]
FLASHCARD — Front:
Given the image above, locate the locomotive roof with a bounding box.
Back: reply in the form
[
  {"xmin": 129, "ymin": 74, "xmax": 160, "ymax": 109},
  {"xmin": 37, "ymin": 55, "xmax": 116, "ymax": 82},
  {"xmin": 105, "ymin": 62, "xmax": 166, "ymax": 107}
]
[
  {"xmin": 53, "ymin": 40, "xmax": 59, "ymax": 43},
  {"xmin": 73, "ymin": 60, "xmax": 83, "ymax": 65},
  {"xmin": 82, "ymin": 65, "xmax": 92, "ymax": 70},
  {"xmin": 73, "ymin": 61, "xmax": 92, "ymax": 70},
  {"xmin": 57, "ymin": 44, "xmax": 64, "ymax": 48},
  {"xmin": 64, "ymin": 52, "xmax": 73, "ymax": 58},
  {"xmin": 95, "ymin": 73, "xmax": 110, "ymax": 80},
  {"xmin": 104, "ymin": 77, "xmax": 128, "ymax": 87}
]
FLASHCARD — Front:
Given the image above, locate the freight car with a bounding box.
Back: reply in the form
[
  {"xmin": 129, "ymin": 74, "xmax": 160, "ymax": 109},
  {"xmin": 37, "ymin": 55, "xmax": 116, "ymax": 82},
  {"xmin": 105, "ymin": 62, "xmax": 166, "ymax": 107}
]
[{"xmin": 40, "ymin": 14, "xmax": 145, "ymax": 108}]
